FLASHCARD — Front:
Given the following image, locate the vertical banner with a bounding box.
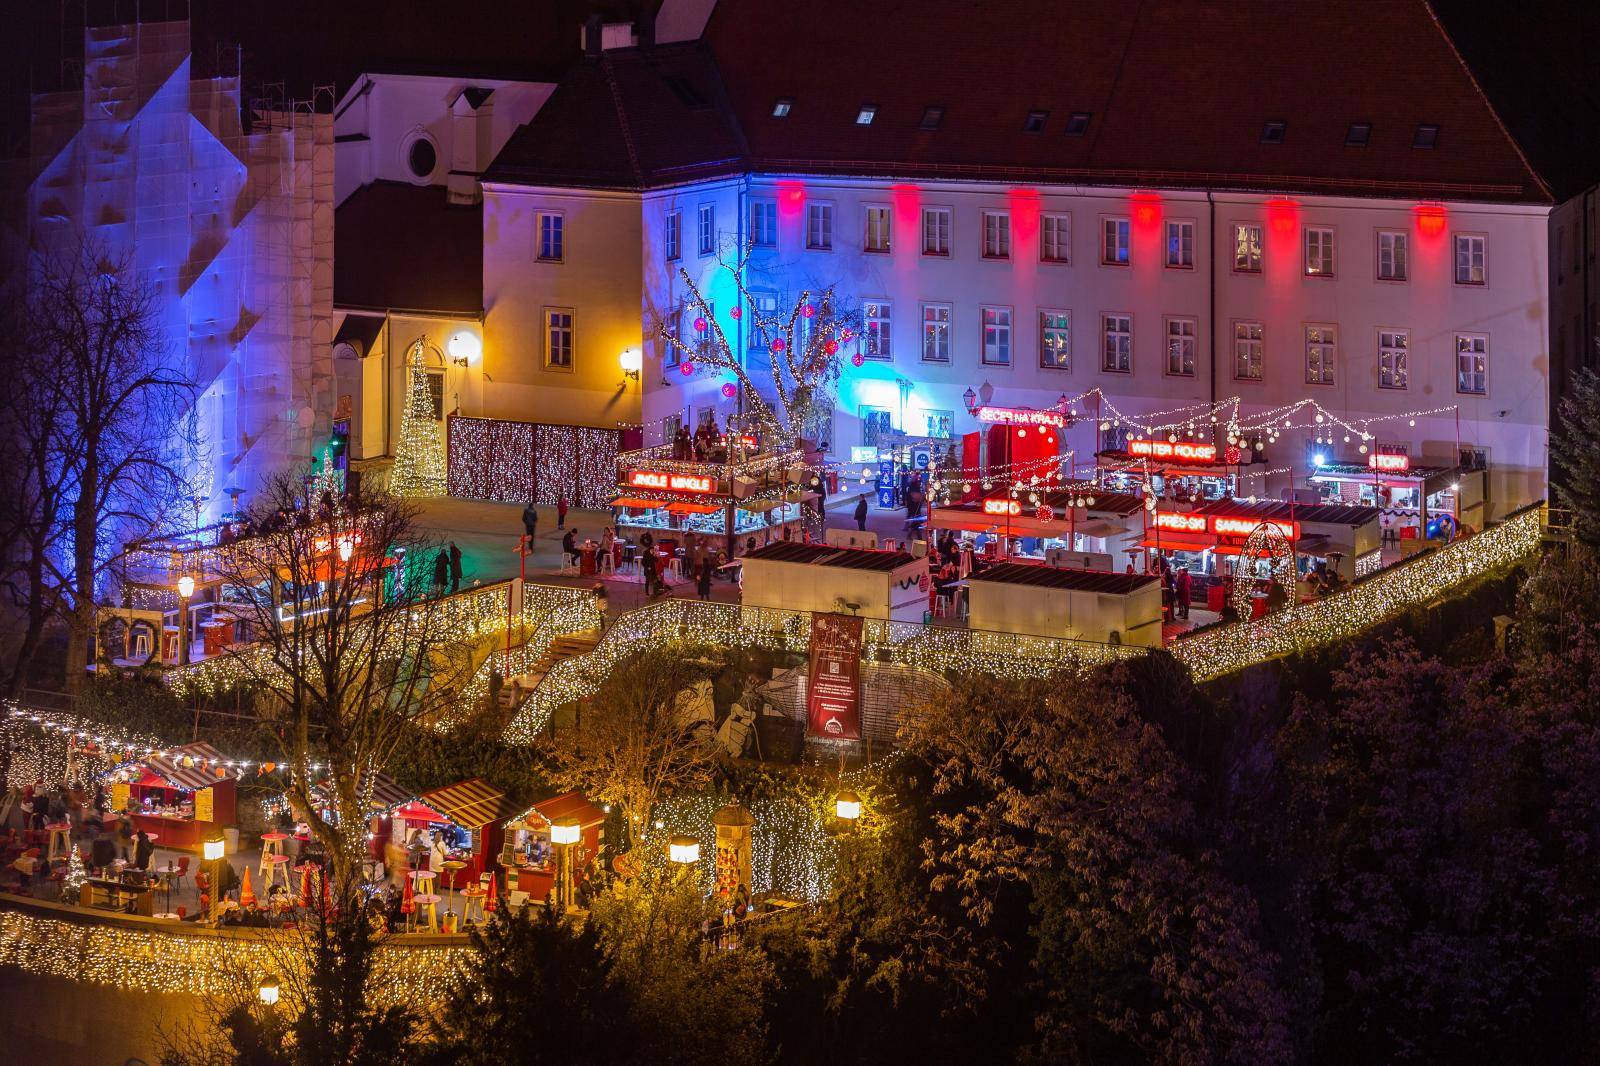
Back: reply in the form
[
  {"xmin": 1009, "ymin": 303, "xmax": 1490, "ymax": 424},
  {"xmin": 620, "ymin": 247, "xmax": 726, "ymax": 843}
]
[
  {"xmin": 806, "ymin": 613, "xmax": 864, "ymax": 740},
  {"xmin": 111, "ymin": 781, "xmax": 130, "ymax": 813}
]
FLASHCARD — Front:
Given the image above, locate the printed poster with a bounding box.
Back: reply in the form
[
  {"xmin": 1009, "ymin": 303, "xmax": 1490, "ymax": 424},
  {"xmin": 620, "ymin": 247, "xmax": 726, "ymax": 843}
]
[
  {"xmin": 194, "ymin": 786, "xmax": 214, "ymax": 824},
  {"xmin": 806, "ymin": 612, "xmax": 863, "ymax": 740}
]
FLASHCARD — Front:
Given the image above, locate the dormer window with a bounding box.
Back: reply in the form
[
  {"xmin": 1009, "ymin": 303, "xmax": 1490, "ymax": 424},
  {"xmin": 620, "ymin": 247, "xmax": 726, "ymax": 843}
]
[
  {"xmin": 1261, "ymin": 120, "xmax": 1287, "ymax": 144},
  {"xmin": 856, "ymin": 105, "xmax": 877, "ymax": 126},
  {"xmin": 772, "ymin": 98, "xmax": 793, "ymax": 118},
  {"xmin": 1413, "ymin": 123, "xmax": 1439, "ymax": 148},
  {"xmin": 1064, "ymin": 112, "xmax": 1091, "ymax": 136},
  {"xmin": 1023, "ymin": 109, "xmax": 1048, "ymax": 133},
  {"xmin": 920, "ymin": 106, "xmax": 944, "ymax": 131},
  {"xmin": 1345, "ymin": 122, "xmax": 1371, "ymax": 147}
]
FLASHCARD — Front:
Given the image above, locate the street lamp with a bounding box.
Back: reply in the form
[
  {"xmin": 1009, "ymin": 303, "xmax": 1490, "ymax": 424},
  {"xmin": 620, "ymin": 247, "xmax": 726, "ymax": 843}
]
[
  {"xmin": 447, "ymin": 330, "xmax": 481, "ymax": 366},
  {"xmin": 176, "ymin": 575, "xmax": 195, "ymax": 666},
  {"xmin": 834, "ymin": 791, "xmax": 861, "ymax": 822},
  {"xmin": 551, "ymin": 816, "xmax": 580, "ymax": 909},
  {"xmin": 619, "ymin": 347, "xmax": 642, "ymax": 383},
  {"xmin": 203, "ymin": 837, "xmax": 226, "ymax": 923},
  {"xmin": 257, "ymin": 975, "xmax": 280, "ymax": 1007},
  {"xmin": 668, "ymin": 835, "xmax": 700, "ymax": 865},
  {"xmin": 961, "ymin": 387, "xmax": 976, "ymax": 413}
]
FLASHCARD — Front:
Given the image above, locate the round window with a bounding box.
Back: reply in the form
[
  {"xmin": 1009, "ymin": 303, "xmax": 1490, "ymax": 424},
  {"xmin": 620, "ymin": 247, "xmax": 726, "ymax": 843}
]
[{"xmin": 406, "ymin": 137, "xmax": 437, "ymax": 180}]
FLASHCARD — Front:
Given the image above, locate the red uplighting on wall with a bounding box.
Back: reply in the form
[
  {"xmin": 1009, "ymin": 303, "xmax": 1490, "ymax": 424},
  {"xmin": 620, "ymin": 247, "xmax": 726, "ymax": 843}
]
[
  {"xmin": 890, "ymin": 183, "xmax": 921, "ymax": 235},
  {"xmin": 1265, "ymin": 197, "xmax": 1299, "ymax": 236},
  {"xmin": 1414, "ymin": 202, "xmax": 1447, "ymax": 237},
  {"xmin": 1008, "ymin": 187, "xmax": 1041, "ymax": 243},
  {"xmin": 777, "ymin": 179, "xmax": 806, "ymax": 221},
  {"xmin": 1129, "ymin": 191, "xmax": 1162, "ymax": 232}
]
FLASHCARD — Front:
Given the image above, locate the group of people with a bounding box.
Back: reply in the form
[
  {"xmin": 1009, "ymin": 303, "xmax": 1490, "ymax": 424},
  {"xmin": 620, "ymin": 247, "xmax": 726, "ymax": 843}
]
[
  {"xmin": 670, "ymin": 418, "xmax": 730, "ymax": 462},
  {"xmin": 431, "ymin": 541, "xmax": 463, "ymax": 595}
]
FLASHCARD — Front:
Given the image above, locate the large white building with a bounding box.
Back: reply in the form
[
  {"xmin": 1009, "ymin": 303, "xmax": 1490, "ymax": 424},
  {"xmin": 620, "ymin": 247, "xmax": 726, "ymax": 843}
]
[{"xmin": 342, "ymin": 0, "xmax": 1589, "ymax": 521}]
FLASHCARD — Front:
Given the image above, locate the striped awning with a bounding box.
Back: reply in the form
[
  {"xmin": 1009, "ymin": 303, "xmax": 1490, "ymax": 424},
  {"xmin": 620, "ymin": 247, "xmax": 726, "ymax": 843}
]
[
  {"xmin": 145, "ymin": 742, "xmax": 235, "ymax": 791},
  {"xmin": 312, "ymin": 772, "xmax": 416, "ymax": 814},
  {"xmin": 420, "ymin": 777, "xmax": 516, "ymax": 830}
]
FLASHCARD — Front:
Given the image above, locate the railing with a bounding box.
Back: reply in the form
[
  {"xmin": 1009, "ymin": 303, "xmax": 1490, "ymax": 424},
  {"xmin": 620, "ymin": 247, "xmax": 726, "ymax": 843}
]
[
  {"xmin": 448, "ymin": 585, "xmax": 604, "ymax": 727},
  {"xmin": 1170, "ymin": 501, "xmax": 1547, "ymax": 681},
  {"xmin": 502, "ymin": 599, "xmax": 1141, "ymax": 744}
]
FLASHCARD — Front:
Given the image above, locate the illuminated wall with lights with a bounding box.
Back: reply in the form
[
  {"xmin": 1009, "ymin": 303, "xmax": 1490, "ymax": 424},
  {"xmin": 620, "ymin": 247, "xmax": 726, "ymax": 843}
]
[
  {"xmin": 445, "ymin": 416, "xmax": 620, "ymax": 509},
  {"xmin": 25, "ymin": 20, "xmax": 335, "ymax": 523}
]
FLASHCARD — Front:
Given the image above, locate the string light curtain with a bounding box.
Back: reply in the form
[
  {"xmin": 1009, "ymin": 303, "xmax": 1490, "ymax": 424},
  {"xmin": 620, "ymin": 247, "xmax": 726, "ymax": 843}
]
[{"xmin": 446, "ymin": 417, "xmax": 618, "ymax": 510}]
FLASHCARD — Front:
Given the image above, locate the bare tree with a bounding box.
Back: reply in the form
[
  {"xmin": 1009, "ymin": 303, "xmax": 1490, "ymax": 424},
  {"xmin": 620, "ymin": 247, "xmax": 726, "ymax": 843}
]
[
  {"xmin": 17, "ymin": 237, "xmax": 197, "ymax": 690},
  {"xmin": 209, "ymin": 471, "xmax": 476, "ymax": 895},
  {"xmin": 548, "ymin": 642, "xmax": 724, "ymax": 849}
]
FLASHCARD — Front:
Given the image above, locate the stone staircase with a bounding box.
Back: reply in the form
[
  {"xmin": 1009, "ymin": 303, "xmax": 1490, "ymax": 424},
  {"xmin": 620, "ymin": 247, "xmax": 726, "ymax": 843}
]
[{"xmin": 497, "ymin": 630, "xmax": 600, "ymax": 710}]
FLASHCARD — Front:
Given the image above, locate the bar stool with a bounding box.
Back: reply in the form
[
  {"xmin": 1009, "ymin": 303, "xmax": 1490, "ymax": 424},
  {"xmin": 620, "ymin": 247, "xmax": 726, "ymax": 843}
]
[
  {"xmin": 599, "ymin": 549, "xmax": 615, "ymax": 575},
  {"xmin": 413, "ymin": 893, "xmax": 441, "ymax": 932},
  {"xmin": 258, "ymin": 831, "xmax": 288, "ymax": 875},
  {"xmin": 261, "ymin": 852, "xmax": 293, "ymax": 893},
  {"xmin": 45, "ymin": 822, "xmax": 72, "ymax": 864}
]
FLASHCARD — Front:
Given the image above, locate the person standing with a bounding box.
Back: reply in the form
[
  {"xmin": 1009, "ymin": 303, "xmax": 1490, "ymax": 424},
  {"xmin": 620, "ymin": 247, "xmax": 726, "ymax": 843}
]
[
  {"xmin": 642, "ymin": 545, "xmax": 660, "ymax": 597},
  {"xmin": 432, "ymin": 549, "xmax": 450, "ymax": 596},
  {"xmin": 853, "ymin": 494, "xmax": 869, "ymax": 532},
  {"xmin": 448, "ymin": 542, "xmax": 463, "ymax": 593},
  {"xmin": 696, "ymin": 555, "xmax": 714, "ymax": 600},
  {"xmin": 1176, "ymin": 566, "xmax": 1192, "ymax": 619},
  {"xmin": 521, "ymin": 501, "xmax": 538, "ymax": 544},
  {"xmin": 556, "ymin": 494, "xmax": 569, "ymax": 529},
  {"xmin": 134, "ymin": 828, "xmax": 154, "ymax": 871}
]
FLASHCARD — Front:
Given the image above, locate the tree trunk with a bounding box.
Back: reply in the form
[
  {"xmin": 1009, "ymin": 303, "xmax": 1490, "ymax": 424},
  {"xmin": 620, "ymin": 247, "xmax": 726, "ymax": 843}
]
[
  {"xmin": 4, "ymin": 544, "xmax": 49, "ymax": 695},
  {"xmin": 64, "ymin": 462, "xmax": 99, "ymax": 692}
]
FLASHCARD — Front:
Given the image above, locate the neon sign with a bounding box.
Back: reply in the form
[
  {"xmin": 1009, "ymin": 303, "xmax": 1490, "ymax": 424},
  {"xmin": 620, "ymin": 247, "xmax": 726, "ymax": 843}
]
[
  {"xmin": 1211, "ymin": 516, "xmax": 1299, "ymax": 540},
  {"xmin": 627, "ymin": 470, "xmax": 716, "ymax": 494},
  {"xmin": 1367, "ymin": 452, "xmax": 1411, "ymax": 473},
  {"xmin": 1127, "ymin": 439, "xmax": 1219, "ymax": 463},
  {"xmin": 982, "ymin": 499, "xmax": 1022, "ymax": 516},
  {"xmin": 975, "ymin": 406, "xmax": 1066, "ymax": 428},
  {"xmin": 1153, "ymin": 511, "xmax": 1206, "ymax": 533}
]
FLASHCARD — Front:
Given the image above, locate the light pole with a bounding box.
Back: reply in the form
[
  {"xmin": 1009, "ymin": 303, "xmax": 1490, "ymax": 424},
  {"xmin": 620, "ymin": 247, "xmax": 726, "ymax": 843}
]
[
  {"xmin": 176, "ymin": 574, "xmax": 195, "ymax": 666},
  {"xmin": 550, "ymin": 816, "xmax": 581, "ymax": 909},
  {"xmin": 204, "ymin": 836, "xmax": 225, "ymax": 923},
  {"xmin": 257, "ymin": 975, "xmax": 280, "ymax": 1008}
]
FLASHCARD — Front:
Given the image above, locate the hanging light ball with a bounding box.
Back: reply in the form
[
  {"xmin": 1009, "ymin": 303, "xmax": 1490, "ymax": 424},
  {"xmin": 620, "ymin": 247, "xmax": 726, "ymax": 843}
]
[
  {"xmin": 1086, "ymin": 496, "xmax": 1095, "ymax": 507},
  {"xmin": 770, "ymin": 337, "xmax": 786, "ymax": 353},
  {"xmin": 1408, "ymin": 419, "xmax": 1416, "ymax": 427},
  {"xmin": 1099, "ymin": 421, "xmax": 1111, "ymax": 432},
  {"xmin": 1255, "ymin": 440, "xmax": 1265, "ymax": 451},
  {"xmin": 721, "ymin": 382, "xmax": 737, "ymax": 399},
  {"xmin": 801, "ymin": 303, "xmax": 816, "ymax": 318},
  {"xmin": 729, "ymin": 306, "xmax": 742, "ymax": 319},
  {"xmin": 680, "ymin": 362, "xmax": 694, "ymax": 376},
  {"xmin": 982, "ymin": 480, "xmax": 992, "ymax": 490},
  {"xmin": 851, "ymin": 353, "xmax": 865, "ymax": 367},
  {"xmin": 824, "ymin": 339, "xmax": 839, "ymax": 355},
  {"xmin": 1315, "ymin": 413, "xmax": 1325, "ymax": 424},
  {"xmin": 1359, "ymin": 444, "xmax": 1369, "ymax": 454},
  {"xmin": 693, "ymin": 316, "xmax": 707, "ymax": 333}
]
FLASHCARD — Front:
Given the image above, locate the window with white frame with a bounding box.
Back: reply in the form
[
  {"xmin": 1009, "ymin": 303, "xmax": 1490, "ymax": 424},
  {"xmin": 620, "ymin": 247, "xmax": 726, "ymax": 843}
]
[
  {"xmin": 697, "ymin": 204, "xmax": 715, "ymax": 255},
  {"xmin": 922, "ymin": 208, "xmax": 950, "ymax": 255},
  {"xmin": 545, "ymin": 309, "xmax": 573, "ymax": 368},
  {"xmin": 1233, "ymin": 321, "xmax": 1263, "ymax": 381},
  {"xmin": 664, "ymin": 211, "xmax": 681, "ymax": 260},
  {"xmin": 1102, "ymin": 313, "xmax": 1132, "ymax": 372},
  {"xmin": 806, "ymin": 203, "xmax": 833, "ymax": 250},
  {"xmin": 536, "ymin": 212, "xmax": 564, "ymax": 262},
  {"xmin": 1165, "ymin": 220, "xmax": 1195, "ymax": 269},
  {"xmin": 1102, "ymin": 218, "xmax": 1130, "ymax": 265},
  {"xmin": 862, "ymin": 300, "xmax": 892, "ymax": 359},
  {"xmin": 1039, "ymin": 311, "xmax": 1071, "ymax": 370},
  {"xmin": 1456, "ymin": 333, "xmax": 1487, "ymax": 394},
  {"xmin": 1376, "ymin": 230, "xmax": 1408, "ymax": 281},
  {"xmin": 921, "ymin": 303, "xmax": 951, "ymax": 363},
  {"xmin": 1040, "ymin": 214, "xmax": 1070, "ymax": 263},
  {"xmin": 750, "ymin": 200, "xmax": 777, "ymax": 247},
  {"xmin": 748, "ymin": 291, "xmax": 778, "ymax": 351},
  {"xmin": 982, "ymin": 211, "xmax": 1011, "ymax": 259},
  {"xmin": 1305, "ymin": 227, "xmax": 1334, "ymax": 276},
  {"xmin": 1378, "ymin": 329, "xmax": 1409, "ymax": 389},
  {"xmin": 1454, "ymin": 234, "xmax": 1486, "ymax": 285},
  {"xmin": 1165, "ymin": 317, "xmax": 1197, "ymax": 376},
  {"xmin": 924, "ymin": 410, "xmax": 955, "ymax": 439},
  {"xmin": 864, "ymin": 206, "xmax": 892, "ymax": 253},
  {"xmin": 981, "ymin": 306, "xmax": 1012, "ymax": 365},
  {"xmin": 1233, "ymin": 223, "xmax": 1263, "ymax": 273},
  {"xmin": 1305, "ymin": 324, "xmax": 1336, "ymax": 384}
]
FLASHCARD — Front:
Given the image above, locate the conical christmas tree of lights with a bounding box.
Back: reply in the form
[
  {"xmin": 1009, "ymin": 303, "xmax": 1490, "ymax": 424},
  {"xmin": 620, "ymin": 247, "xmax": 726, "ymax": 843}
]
[
  {"xmin": 61, "ymin": 846, "xmax": 87, "ymax": 904},
  {"xmin": 391, "ymin": 339, "xmax": 447, "ymax": 497}
]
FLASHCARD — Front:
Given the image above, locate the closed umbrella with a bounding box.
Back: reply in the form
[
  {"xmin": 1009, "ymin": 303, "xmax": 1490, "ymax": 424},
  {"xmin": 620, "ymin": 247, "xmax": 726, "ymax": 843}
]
[
  {"xmin": 484, "ymin": 874, "xmax": 497, "ymax": 913},
  {"xmin": 300, "ymin": 864, "xmax": 314, "ymax": 909},
  {"xmin": 401, "ymin": 874, "xmax": 415, "ymax": 917},
  {"xmin": 238, "ymin": 865, "xmax": 256, "ymax": 908}
]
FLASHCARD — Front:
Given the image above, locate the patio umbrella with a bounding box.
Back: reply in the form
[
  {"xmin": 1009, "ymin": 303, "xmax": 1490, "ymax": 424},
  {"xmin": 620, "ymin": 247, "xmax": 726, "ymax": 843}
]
[
  {"xmin": 401, "ymin": 874, "xmax": 415, "ymax": 916},
  {"xmin": 484, "ymin": 874, "xmax": 497, "ymax": 913},
  {"xmin": 238, "ymin": 865, "xmax": 256, "ymax": 908}
]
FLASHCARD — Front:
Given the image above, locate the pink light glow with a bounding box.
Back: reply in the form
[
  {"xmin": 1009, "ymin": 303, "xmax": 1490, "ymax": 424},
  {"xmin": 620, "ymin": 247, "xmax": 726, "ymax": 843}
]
[
  {"xmin": 776, "ymin": 180, "xmax": 806, "ymax": 220},
  {"xmin": 1414, "ymin": 202, "xmax": 1447, "ymax": 237}
]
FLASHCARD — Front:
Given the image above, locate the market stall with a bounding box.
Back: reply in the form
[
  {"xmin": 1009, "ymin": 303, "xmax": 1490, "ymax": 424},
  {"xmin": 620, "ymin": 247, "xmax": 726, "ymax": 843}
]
[
  {"xmin": 740, "ymin": 542, "xmax": 927, "ymax": 622},
  {"xmin": 612, "ymin": 446, "xmax": 807, "ymax": 556},
  {"xmin": 1145, "ymin": 499, "xmax": 1382, "ymax": 584},
  {"xmin": 1307, "ymin": 453, "xmax": 1486, "ymax": 546},
  {"xmin": 110, "ymin": 742, "xmax": 238, "ymax": 852},
  {"xmin": 1096, "ymin": 437, "xmax": 1268, "ymax": 503},
  {"xmin": 308, "ymin": 771, "xmax": 420, "ymax": 865},
  {"xmin": 928, "ymin": 489, "xmax": 1145, "ymax": 564},
  {"xmin": 966, "ymin": 562, "xmax": 1163, "ymax": 647},
  {"xmin": 412, "ymin": 778, "xmax": 517, "ymax": 885},
  {"xmin": 499, "ymin": 791, "xmax": 606, "ymax": 903}
]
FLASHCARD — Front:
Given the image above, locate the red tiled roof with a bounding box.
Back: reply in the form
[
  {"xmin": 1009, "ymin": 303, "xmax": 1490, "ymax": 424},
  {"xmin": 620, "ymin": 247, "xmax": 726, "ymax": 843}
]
[
  {"xmin": 488, "ymin": 1, "xmax": 1550, "ymax": 203},
  {"xmin": 334, "ymin": 180, "xmax": 483, "ymax": 315}
]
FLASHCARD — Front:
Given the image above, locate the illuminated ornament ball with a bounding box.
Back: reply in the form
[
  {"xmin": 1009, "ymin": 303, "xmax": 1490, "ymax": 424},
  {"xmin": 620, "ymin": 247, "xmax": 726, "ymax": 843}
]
[
  {"xmin": 801, "ymin": 304, "xmax": 815, "ymax": 318},
  {"xmin": 824, "ymin": 340, "xmax": 838, "ymax": 355},
  {"xmin": 693, "ymin": 316, "xmax": 707, "ymax": 333},
  {"xmin": 771, "ymin": 337, "xmax": 786, "ymax": 353},
  {"xmin": 721, "ymin": 383, "xmax": 737, "ymax": 399},
  {"xmin": 850, "ymin": 353, "xmax": 864, "ymax": 367},
  {"xmin": 680, "ymin": 362, "xmax": 694, "ymax": 376},
  {"xmin": 728, "ymin": 306, "xmax": 741, "ymax": 319}
]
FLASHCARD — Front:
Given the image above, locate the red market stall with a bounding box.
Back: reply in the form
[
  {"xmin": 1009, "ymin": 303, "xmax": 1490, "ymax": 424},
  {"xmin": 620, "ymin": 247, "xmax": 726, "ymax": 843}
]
[
  {"xmin": 413, "ymin": 778, "xmax": 517, "ymax": 884},
  {"xmin": 113, "ymin": 742, "xmax": 238, "ymax": 852},
  {"xmin": 309, "ymin": 772, "xmax": 420, "ymax": 863},
  {"xmin": 499, "ymin": 792, "xmax": 606, "ymax": 903}
]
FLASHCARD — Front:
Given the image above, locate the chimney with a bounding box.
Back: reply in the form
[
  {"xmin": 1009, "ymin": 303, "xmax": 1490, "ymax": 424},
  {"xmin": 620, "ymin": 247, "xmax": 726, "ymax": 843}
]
[
  {"xmin": 583, "ymin": 14, "xmax": 604, "ymax": 59},
  {"xmin": 637, "ymin": 10, "xmax": 657, "ymax": 50}
]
